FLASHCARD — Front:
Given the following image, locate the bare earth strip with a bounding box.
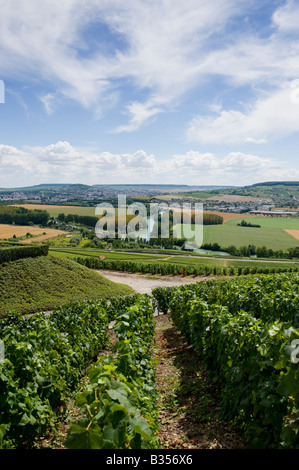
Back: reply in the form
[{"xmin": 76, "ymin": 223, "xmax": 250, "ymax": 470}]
[
  {"xmin": 0, "ymin": 224, "xmax": 66, "ymax": 242},
  {"xmin": 97, "ymin": 270, "xmax": 210, "ymax": 295},
  {"xmin": 284, "ymin": 229, "xmax": 299, "ymax": 241}
]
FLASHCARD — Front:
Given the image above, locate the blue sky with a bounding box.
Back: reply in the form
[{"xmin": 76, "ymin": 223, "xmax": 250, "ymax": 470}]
[{"xmin": 0, "ymin": 0, "xmax": 299, "ymax": 188}]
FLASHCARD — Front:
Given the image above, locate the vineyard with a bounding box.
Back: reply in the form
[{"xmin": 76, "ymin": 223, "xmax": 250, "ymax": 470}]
[
  {"xmin": 73, "ymin": 255, "xmax": 298, "ymax": 277},
  {"xmin": 0, "ymin": 272, "xmax": 299, "ymax": 449},
  {"xmin": 152, "ymin": 272, "xmax": 299, "ymax": 448},
  {"xmin": 0, "ymin": 293, "xmax": 151, "ymax": 448}
]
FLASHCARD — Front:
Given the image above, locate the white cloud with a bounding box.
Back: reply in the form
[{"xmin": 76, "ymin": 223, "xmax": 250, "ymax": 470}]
[
  {"xmin": 32, "ymin": 141, "xmax": 80, "ymax": 163},
  {"xmin": 272, "ymin": 0, "xmax": 299, "ymax": 34},
  {"xmin": 1, "ymin": 0, "xmax": 299, "ymax": 143},
  {"xmin": 0, "ymin": 142, "xmax": 298, "ymax": 187},
  {"xmin": 114, "ymin": 101, "xmax": 164, "ymax": 133},
  {"xmin": 187, "ymin": 82, "xmax": 299, "ymax": 144},
  {"xmin": 40, "ymin": 93, "xmax": 56, "ymax": 114},
  {"xmin": 0, "ymin": 0, "xmax": 261, "ymax": 129},
  {"xmin": 244, "ymin": 138, "xmax": 267, "ymax": 144}
]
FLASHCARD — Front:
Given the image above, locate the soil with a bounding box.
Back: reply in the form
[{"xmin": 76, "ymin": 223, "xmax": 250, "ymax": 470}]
[
  {"xmin": 284, "ymin": 229, "xmax": 299, "ymax": 241},
  {"xmin": 153, "ymin": 313, "xmax": 247, "ymax": 449},
  {"xmin": 98, "ymin": 270, "xmax": 212, "ymax": 295}
]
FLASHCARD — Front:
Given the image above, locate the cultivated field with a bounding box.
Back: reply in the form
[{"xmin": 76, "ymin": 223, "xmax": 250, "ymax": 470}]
[
  {"xmin": 156, "ymin": 193, "xmax": 264, "ymax": 202},
  {"xmin": 285, "ymin": 229, "xmax": 299, "ymax": 241},
  {"xmin": 0, "ymin": 224, "xmax": 66, "ymax": 242},
  {"xmin": 204, "ymin": 210, "xmax": 256, "ymax": 223},
  {"xmin": 12, "ymin": 204, "xmax": 97, "ymax": 218},
  {"xmin": 206, "ymin": 194, "xmax": 263, "ymax": 202},
  {"xmin": 226, "ymin": 216, "xmax": 299, "ymax": 229},
  {"xmin": 50, "ymin": 247, "xmax": 299, "ymax": 271},
  {"xmin": 173, "ymin": 222, "xmax": 299, "ymax": 251}
]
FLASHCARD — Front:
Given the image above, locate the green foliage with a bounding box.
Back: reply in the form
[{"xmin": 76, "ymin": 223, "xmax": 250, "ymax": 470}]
[
  {"xmin": 0, "ymin": 255, "xmax": 133, "ymax": 317},
  {"xmin": 0, "ymin": 300, "xmax": 110, "ymax": 448},
  {"xmin": 202, "ymin": 213, "xmax": 223, "ymax": 225},
  {"xmin": 74, "ymin": 255, "xmax": 296, "ymax": 279},
  {"xmin": 0, "ymin": 206, "xmax": 49, "ymax": 225},
  {"xmin": 65, "ymin": 296, "xmax": 161, "ymax": 449},
  {"xmin": 151, "ymin": 273, "xmax": 299, "ymax": 448},
  {"xmin": 0, "ymin": 244, "xmax": 49, "ymax": 264},
  {"xmin": 63, "ymin": 213, "xmax": 99, "ymax": 227},
  {"xmin": 237, "ymin": 220, "xmax": 261, "ymax": 228}
]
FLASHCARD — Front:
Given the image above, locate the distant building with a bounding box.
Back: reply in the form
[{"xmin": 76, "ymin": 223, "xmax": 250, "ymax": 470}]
[{"xmin": 249, "ymin": 210, "xmax": 299, "ymax": 216}]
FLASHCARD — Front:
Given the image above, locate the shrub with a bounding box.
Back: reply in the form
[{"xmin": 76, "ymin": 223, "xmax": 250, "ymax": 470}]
[{"xmin": 0, "ymin": 245, "xmax": 49, "ymax": 264}]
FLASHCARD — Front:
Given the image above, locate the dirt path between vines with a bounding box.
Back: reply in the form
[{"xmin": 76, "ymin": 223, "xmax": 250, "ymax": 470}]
[
  {"xmin": 153, "ymin": 314, "xmax": 248, "ymax": 449},
  {"xmin": 98, "ymin": 270, "xmax": 212, "ymax": 295}
]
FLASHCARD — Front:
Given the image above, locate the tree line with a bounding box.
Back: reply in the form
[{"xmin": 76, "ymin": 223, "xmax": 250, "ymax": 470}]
[
  {"xmin": 0, "ymin": 206, "xmax": 49, "ymax": 226},
  {"xmin": 201, "ymin": 242, "xmax": 299, "ymax": 259},
  {"xmin": 57, "ymin": 212, "xmax": 99, "ymax": 227}
]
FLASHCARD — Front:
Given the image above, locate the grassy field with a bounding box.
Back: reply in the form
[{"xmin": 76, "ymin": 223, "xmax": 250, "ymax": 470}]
[
  {"xmin": 50, "ymin": 247, "xmax": 171, "ymax": 262},
  {"xmin": 156, "ymin": 191, "xmax": 218, "ymax": 200},
  {"xmin": 173, "ymin": 220, "xmax": 299, "ymax": 251},
  {"xmin": 11, "ymin": 204, "xmax": 98, "ymax": 218},
  {"xmin": 160, "ymin": 254, "xmax": 299, "ymax": 270},
  {"xmin": 225, "ymin": 216, "xmax": 299, "ymax": 229},
  {"xmin": 50, "ymin": 247, "xmax": 299, "ymax": 271},
  {"xmin": 0, "ymin": 255, "xmax": 134, "ymax": 316}
]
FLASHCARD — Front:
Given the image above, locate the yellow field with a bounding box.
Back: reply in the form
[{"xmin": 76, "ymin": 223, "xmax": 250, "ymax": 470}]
[
  {"xmin": 284, "ymin": 229, "xmax": 299, "ymax": 241},
  {"xmin": 0, "ymin": 224, "xmax": 67, "ymax": 242},
  {"xmin": 11, "ymin": 204, "xmax": 76, "ymax": 211},
  {"xmin": 168, "ymin": 207, "xmax": 256, "ymax": 224}
]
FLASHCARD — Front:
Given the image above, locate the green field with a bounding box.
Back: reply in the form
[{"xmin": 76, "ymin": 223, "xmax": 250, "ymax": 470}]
[
  {"xmin": 173, "ymin": 222, "xmax": 299, "ymax": 251},
  {"xmin": 160, "ymin": 254, "xmax": 298, "ymax": 270},
  {"xmin": 11, "ymin": 204, "xmax": 131, "ymax": 219},
  {"xmin": 171, "ymin": 191, "xmax": 218, "ymax": 199},
  {"xmin": 10, "ymin": 204, "xmax": 99, "ymax": 218},
  {"xmin": 50, "ymin": 247, "xmax": 299, "ymax": 271},
  {"xmin": 226, "ymin": 216, "xmax": 299, "ymax": 229},
  {"xmin": 50, "ymin": 247, "xmax": 170, "ymax": 261},
  {"xmin": 0, "ymin": 255, "xmax": 134, "ymax": 316}
]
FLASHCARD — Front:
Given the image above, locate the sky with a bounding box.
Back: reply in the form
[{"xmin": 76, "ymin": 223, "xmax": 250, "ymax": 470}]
[{"xmin": 0, "ymin": 0, "xmax": 299, "ymax": 188}]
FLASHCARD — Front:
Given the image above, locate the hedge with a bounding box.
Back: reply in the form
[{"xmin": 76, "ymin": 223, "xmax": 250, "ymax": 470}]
[{"xmin": 0, "ymin": 245, "xmax": 49, "ymax": 264}]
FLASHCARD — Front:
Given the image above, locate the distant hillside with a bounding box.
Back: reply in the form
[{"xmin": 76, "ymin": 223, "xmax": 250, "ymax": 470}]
[
  {"xmin": 250, "ymin": 181, "xmax": 299, "ymax": 187},
  {"xmin": 0, "ymin": 255, "xmax": 134, "ymax": 316},
  {"xmin": 1, "ymin": 181, "xmax": 299, "ymax": 204},
  {"xmin": 0, "ymin": 183, "xmax": 91, "ymax": 193},
  {"xmin": 233, "ymin": 182, "xmax": 299, "ymax": 200}
]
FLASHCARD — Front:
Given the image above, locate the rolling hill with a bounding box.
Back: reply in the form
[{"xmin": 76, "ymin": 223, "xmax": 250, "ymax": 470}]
[{"xmin": 0, "ymin": 255, "xmax": 134, "ymax": 316}]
